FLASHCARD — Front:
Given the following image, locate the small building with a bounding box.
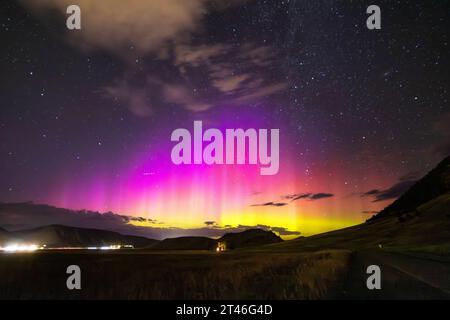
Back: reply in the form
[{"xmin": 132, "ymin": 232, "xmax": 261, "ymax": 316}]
[{"xmin": 216, "ymin": 241, "xmax": 226, "ymax": 252}]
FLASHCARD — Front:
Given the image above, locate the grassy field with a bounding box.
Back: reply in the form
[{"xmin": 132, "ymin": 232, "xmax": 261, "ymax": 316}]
[{"xmin": 0, "ymin": 249, "xmax": 350, "ymax": 299}]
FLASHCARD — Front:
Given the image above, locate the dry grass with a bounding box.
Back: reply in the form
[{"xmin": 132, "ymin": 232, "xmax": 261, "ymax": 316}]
[{"xmin": 0, "ymin": 249, "xmax": 350, "ymax": 299}]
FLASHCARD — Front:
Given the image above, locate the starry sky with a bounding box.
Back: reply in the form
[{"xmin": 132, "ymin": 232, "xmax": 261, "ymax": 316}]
[{"xmin": 0, "ymin": 0, "xmax": 449, "ymax": 238}]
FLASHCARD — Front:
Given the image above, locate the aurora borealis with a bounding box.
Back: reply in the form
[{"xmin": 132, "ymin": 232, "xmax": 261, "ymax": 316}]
[{"xmin": 1, "ymin": 1, "xmax": 449, "ymax": 238}]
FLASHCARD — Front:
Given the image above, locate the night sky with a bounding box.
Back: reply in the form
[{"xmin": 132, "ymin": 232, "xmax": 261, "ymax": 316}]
[{"xmin": 0, "ymin": 0, "xmax": 449, "ymax": 238}]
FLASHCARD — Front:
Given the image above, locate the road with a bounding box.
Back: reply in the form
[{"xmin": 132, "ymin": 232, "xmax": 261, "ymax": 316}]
[{"xmin": 340, "ymin": 250, "xmax": 450, "ymax": 299}]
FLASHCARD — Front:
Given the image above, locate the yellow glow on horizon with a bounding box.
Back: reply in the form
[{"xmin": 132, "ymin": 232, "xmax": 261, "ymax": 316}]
[
  {"xmin": 220, "ymin": 208, "xmax": 362, "ymax": 239},
  {"xmin": 128, "ymin": 203, "xmax": 365, "ymax": 240}
]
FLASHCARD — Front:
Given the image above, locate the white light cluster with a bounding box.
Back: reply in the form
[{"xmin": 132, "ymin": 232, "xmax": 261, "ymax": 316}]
[
  {"xmin": 87, "ymin": 245, "xmax": 122, "ymax": 250},
  {"xmin": 0, "ymin": 244, "xmax": 41, "ymax": 252},
  {"xmin": 0, "ymin": 243, "xmax": 133, "ymax": 252}
]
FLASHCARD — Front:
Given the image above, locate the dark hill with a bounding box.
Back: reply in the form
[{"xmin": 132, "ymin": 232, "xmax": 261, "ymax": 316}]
[
  {"xmin": 147, "ymin": 229, "xmax": 283, "ymax": 251},
  {"xmin": 1, "ymin": 224, "xmax": 283, "ymax": 251},
  {"xmin": 369, "ymin": 156, "xmax": 450, "ymax": 221},
  {"xmin": 149, "ymin": 236, "xmax": 216, "ymax": 250},
  {"xmin": 0, "ymin": 201, "xmax": 160, "ymax": 239},
  {"xmin": 219, "ymin": 229, "xmax": 282, "ymax": 249},
  {"xmin": 0, "ymin": 224, "xmax": 157, "ymax": 248}
]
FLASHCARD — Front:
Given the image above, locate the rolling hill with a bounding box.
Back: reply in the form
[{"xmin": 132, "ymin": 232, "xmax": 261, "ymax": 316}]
[
  {"xmin": 0, "ymin": 222, "xmax": 283, "ymax": 251},
  {"xmin": 148, "ymin": 229, "xmax": 283, "ymax": 250},
  {"xmin": 149, "ymin": 236, "xmax": 217, "ymax": 250},
  {"xmin": 0, "ymin": 224, "xmax": 158, "ymax": 248},
  {"xmin": 219, "ymin": 228, "xmax": 282, "ymax": 249}
]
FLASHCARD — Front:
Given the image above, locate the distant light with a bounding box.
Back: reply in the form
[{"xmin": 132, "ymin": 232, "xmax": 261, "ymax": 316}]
[
  {"xmin": 95, "ymin": 245, "xmax": 122, "ymax": 250},
  {"xmin": 1, "ymin": 244, "xmax": 40, "ymax": 252},
  {"xmin": 216, "ymin": 241, "xmax": 226, "ymax": 252},
  {"xmin": 1, "ymin": 244, "xmax": 129, "ymax": 252}
]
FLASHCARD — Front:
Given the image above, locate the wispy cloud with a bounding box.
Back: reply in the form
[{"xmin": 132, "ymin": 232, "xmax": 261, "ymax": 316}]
[
  {"xmin": 22, "ymin": 0, "xmax": 287, "ymax": 116},
  {"xmin": 310, "ymin": 193, "xmax": 334, "ymax": 200},
  {"xmin": 251, "ymin": 202, "xmax": 288, "ymax": 207},
  {"xmin": 362, "ymin": 210, "xmax": 379, "ymax": 214},
  {"xmin": 284, "ymin": 192, "xmax": 334, "ymax": 202},
  {"xmin": 362, "ymin": 180, "xmax": 416, "ymax": 202},
  {"xmin": 252, "ymin": 192, "xmax": 334, "ymax": 209},
  {"xmin": 21, "ymin": 0, "xmax": 207, "ymax": 56}
]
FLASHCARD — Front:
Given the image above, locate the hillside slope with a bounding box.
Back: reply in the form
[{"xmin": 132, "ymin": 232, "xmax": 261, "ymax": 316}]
[
  {"xmin": 0, "ymin": 224, "xmax": 157, "ymax": 248},
  {"xmin": 370, "ymin": 156, "xmax": 450, "ymax": 221},
  {"xmin": 269, "ymin": 156, "xmax": 450, "ymax": 252}
]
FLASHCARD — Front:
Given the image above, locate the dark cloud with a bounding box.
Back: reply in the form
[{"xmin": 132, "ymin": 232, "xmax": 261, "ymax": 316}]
[
  {"xmin": 362, "ymin": 189, "xmax": 381, "ymax": 196},
  {"xmin": 253, "ymin": 193, "xmax": 334, "ymax": 209},
  {"xmin": 310, "ymin": 193, "xmax": 334, "ymax": 200},
  {"xmin": 398, "ymin": 171, "xmax": 421, "ymax": 182},
  {"xmin": 362, "ymin": 180, "xmax": 417, "ymax": 202},
  {"xmin": 265, "ymin": 226, "xmax": 301, "ymax": 236},
  {"xmin": 129, "ymin": 216, "xmax": 154, "ymax": 223},
  {"xmin": 204, "ymin": 221, "xmax": 217, "ymax": 226},
  {"xmin": 100, "ymin": 42, "xmax": 287, "ymax": 116},
  {"xmin": 284, "ymin": 193, "xmax": 311, "ymax": 201},
  {"xmin": 284, "ymin": 192, "xmax": 334, "ymax": 202},
  {"xmin": 362, "ymin": 210, "xmax": 379, "ymax": 214},
  {"xmin": 251, "ymin": 202, "xmax": 288, "ymax": 207},
  {"xmin": 434, "ymin": 140, "xmax": 450, "ymax": 157},
  {"xmin": 0, "ymin": 202, "xmax": 168, "ymax": 238}
]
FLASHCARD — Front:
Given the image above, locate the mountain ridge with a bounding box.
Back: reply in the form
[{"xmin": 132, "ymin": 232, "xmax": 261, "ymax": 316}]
[
  {"xmin": 0, "ymin": 224, "xmax": 158, "ymax": 248},
  {"xmin": 0, "ymin": 223, "xmax": 283, "ymax": 250},
  {"xmin": 369, "ymin": 156, "xmax": 450, "ymax": 221},
  {"xmin": 148, "ymin": 229, "xmax": 283, "ymax": 250}
]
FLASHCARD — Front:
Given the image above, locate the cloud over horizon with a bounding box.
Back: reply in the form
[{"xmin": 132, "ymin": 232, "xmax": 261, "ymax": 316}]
[
  {"xmin": 251, "ymin": 202, "xmax": 288, "ymax": 207},
  {"xmin": 0, "ymin": 202, "xmax": 300, "ymax": 239},
  {"xmin": 251, "ymin": 192, "xmax": 335, "ymax": 209},
  {"xmin": 362, "ymin": 179, "xmax": 417, "ymax": 202},
  {"xmin": 284, "ymin": 192, "xmax": 335, "ymax": 202}
]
